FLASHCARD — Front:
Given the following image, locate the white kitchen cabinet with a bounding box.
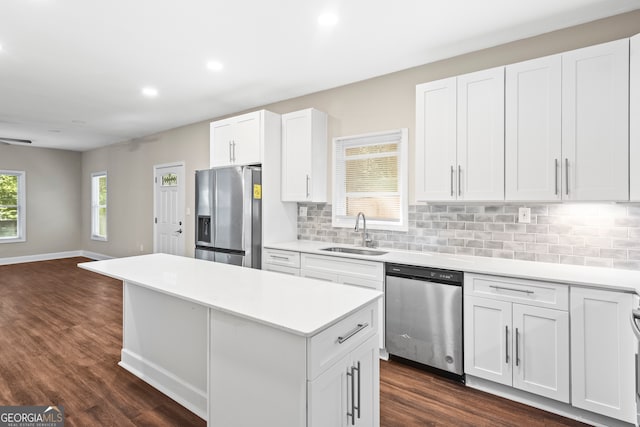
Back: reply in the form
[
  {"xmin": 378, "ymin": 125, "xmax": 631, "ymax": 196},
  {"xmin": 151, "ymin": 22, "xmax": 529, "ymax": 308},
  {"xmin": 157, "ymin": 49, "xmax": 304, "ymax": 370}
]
[
  {"xmin": 631, "ymin": 34, "xmax": 640, "ymax": 200},
  {"xmin": 210, "ymin": 110, "xmax": 275, "ymax": 167},
  {"xmin": 281, "ymin": 108, "xmax": 328, "ymax": 202},
  {"xmin": 464, "ymin": 274, "xmax": 570, "ymax": 403},
  {"xmin": 308, "ymin": 334, "xmax": 379, "ymax": 427},
  {"xmin": 301, "ymin": 253, "xmax": 385, "ymax": 351},
  {"xmin": 415, "ymin": 78, "xmax": 457, "ymax": 201},
  {"xmin": 561, "ymin": 39, "xmax": 629, "ymax": 201},
  {"xmin": 415, "ymin": 67, "xmax": 504, "ymax": 201},
  {"xmin": 505, "ymin": 55, "xmax": 562, "ymax": 201},
  {"xmin": 570, "ymin": 287, "xmax": 636, "ymax": 424},
  {"xmin": 263, "ymin": 248, "xmax": 300, "ymax": 276}
]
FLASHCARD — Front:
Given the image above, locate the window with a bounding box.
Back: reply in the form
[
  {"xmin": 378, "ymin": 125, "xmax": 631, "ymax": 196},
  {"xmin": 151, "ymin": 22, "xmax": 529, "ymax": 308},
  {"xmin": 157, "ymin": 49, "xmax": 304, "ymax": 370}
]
[
  {"xmin": 91, "ymin": 172, "xmax": 107, "ymax": 241},
  {"xmin": 333, "ymin": 129, "xmax": 408, "ymax": 231},
  {"xmin": 0, "ymin": 170, "xmax": 26, "ymax": 243}
]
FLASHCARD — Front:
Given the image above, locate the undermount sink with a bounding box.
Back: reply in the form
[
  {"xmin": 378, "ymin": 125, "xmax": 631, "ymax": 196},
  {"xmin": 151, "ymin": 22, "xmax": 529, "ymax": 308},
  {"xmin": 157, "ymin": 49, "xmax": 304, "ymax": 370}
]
[{"xmin": 321, "ymin": 247, "xmax": 388, "ymax": 256}]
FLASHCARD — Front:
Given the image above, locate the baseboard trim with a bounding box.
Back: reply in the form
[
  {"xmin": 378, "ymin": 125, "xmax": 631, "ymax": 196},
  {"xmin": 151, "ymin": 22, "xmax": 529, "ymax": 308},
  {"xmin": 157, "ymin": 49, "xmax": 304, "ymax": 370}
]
[
  {"xmin": 0, "ymin": 250, "xmax": 113, "ymax": 265},
  {"xmin": 119, "ymin": 349, "xmax": 207, "ymax": 420}
]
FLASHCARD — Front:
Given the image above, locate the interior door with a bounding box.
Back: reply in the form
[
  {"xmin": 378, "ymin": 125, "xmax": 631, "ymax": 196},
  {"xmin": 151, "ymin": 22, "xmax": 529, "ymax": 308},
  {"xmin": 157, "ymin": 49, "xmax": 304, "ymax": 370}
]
[{"xmin": 154, "ymin": 163, "xmax": 185, "ymax": 256}]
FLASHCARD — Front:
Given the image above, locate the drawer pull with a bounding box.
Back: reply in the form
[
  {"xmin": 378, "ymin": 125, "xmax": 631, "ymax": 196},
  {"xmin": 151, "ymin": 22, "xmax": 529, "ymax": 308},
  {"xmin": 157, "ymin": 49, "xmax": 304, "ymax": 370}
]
[
  {"xmin": 270, "ymin": 255, "xmax": 290, "ymax": 261},
  {"xmin": 337, "ymin": 323, "xmax": 368, "ymax": 344},
  {"xmin": 490, "ymin": 285, "xmax": 534, "ymax": 295}
]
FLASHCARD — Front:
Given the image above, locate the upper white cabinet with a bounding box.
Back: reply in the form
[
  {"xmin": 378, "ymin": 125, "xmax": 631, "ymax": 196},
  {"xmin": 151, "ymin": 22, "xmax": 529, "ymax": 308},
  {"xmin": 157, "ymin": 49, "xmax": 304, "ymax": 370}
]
[
  {"xmin": 415, "ymin": 67, "xmax": 504, "ymax": 201},
  {"xmin": 505, "ymin": 55, "xmax": 562, "ymax": 200},
  {"xmin": 561, "ymin": 39, "xmax": 629, "ymax": 201},
  {"xmin": 210, "ymin": 110, "xmax": 266, "ymax": 167},
  {"xmin": 631, "ymin": 34, "xmax": 640, "ymax": 200},
  {"xmin": 281, "ymin": 108, "xmax": 328, "ymax": 202},
  {"xmin": 570, "ymin": 287, "xmax": 636, "ymax": 424}
]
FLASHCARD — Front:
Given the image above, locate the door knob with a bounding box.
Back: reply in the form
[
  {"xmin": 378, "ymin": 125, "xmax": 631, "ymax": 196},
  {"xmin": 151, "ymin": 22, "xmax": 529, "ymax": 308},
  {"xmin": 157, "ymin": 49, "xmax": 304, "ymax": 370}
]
[{"xmin": 175, "ymin": 229, "xmax": 183, "ymax": 234}]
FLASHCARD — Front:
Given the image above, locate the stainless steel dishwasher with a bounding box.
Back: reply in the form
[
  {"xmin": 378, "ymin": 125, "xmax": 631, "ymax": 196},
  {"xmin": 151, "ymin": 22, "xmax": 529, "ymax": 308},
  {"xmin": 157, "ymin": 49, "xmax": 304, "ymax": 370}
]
[{"xmin": 385, "ymin": 263, "xmax": 463, "ymax": 379}]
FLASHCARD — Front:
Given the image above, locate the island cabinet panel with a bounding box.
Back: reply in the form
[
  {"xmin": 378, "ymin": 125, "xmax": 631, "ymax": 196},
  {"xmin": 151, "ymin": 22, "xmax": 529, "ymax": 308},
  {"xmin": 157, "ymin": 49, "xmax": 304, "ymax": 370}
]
[
  {"xmin": 121, "ymin": 282, "xmax": 208, "ymax": 418},
  {"xmin": 209, "ymin": 302, "xmax": 380, "ymax": 427}
]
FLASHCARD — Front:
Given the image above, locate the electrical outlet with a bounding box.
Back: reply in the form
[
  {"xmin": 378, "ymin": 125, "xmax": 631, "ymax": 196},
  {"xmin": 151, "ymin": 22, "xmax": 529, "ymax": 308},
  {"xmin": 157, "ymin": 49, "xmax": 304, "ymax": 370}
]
[
  {"xmin": 299, "ymin": 206, "xmax": 308, "ymax": 217},
  {"xmin": 518, "ymin": 207, "xmax": 531, "ymax": 224}
]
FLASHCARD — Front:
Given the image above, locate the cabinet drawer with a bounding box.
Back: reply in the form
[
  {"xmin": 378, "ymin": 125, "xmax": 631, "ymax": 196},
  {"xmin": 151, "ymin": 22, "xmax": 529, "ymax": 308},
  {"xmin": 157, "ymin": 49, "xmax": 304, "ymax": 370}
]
[
  {"xmin": 465, "ymin": 273, "xmax": 568, "ymax": 310},
  {"xmin": 308, "ymin": 302, "xmax": 377, "ymax": 380},
  {"xmin": 301, "ymin": 253, "xmax": 383, "ymax": 282},
  {"xmin": 263, "ymin": 263, "xmax": 300, "ymax": 276},
  {"xmin": 263, "ymin": 249, "xmax": 300, "ymax": 268}
]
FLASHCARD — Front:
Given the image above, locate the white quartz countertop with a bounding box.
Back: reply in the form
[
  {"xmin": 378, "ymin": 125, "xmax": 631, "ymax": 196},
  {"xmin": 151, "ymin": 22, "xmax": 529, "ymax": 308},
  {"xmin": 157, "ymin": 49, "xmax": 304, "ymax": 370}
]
[
  {"xmin": 78, "ymin": 253, "xmax": 382, "ymax": 337},
  {"xmin": 266, "ymin": 240, "xmax": 640, "ymax": 295}
]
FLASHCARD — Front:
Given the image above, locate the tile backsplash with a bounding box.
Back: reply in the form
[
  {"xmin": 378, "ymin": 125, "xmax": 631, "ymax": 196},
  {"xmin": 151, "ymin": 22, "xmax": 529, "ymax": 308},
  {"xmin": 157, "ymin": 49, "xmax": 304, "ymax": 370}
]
[{"xmin": 297, "ymin": 202, "xmax": 640, "ymax": 271}]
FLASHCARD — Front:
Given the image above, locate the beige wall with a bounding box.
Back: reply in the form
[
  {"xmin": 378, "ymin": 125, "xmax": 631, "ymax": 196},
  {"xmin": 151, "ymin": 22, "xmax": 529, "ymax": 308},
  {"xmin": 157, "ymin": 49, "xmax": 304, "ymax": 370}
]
[
  {"xmin": 5, "ymin": 10, "xmax": 639, "ymax": 260},
  {"xmin": 0, "ymin": 144, "xmax": 81, "ymax": 258},
  {"xmin": 81, "ymin": 123, "xmax": 209, "ymax": 258}
]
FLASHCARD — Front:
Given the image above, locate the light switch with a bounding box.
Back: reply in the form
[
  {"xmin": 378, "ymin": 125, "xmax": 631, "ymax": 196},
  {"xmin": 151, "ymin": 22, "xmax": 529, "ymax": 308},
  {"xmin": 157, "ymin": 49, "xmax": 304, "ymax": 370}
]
[{"xmin": 299, "ymin": 206, "xmax": 308, "ymax": 217}]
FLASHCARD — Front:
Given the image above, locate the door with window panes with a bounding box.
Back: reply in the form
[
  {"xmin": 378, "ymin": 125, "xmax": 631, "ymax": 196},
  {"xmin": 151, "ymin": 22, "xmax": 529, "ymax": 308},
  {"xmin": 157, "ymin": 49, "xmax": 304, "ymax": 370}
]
[{"xmin": 154, "ymin": 164, "xmax": 185, "ymax": 256}]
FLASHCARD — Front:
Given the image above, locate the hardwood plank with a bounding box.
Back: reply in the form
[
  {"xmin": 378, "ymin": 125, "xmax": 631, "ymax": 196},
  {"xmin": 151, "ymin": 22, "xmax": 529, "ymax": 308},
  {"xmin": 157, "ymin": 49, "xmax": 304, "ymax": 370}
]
[{"xmin": 0, "ymin": 257, "xmax": 591, "ymax": 426}]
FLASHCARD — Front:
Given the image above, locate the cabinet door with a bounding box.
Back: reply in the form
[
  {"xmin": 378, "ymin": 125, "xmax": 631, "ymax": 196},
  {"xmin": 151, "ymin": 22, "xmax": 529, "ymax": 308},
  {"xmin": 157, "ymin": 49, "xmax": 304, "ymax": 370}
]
[
  {"xmin": 457, "ymin": 67, "xmax": 505, "ymax": 201},
  {"xmin": 631, "ymin": 34, "xmax": 640, "ymax": 200},
  {"xmin": 281, "ymin": 110, "xmax": 313, "ymax": 201},
  {"xmin": 505, "ymin": 55, "xmax": 562, "ymax": 201},
  {"xmin": 349, "ymin": 335, "xmax": 380, "ymax": 427},
  {"xmin": 210, "ymin": 121, "xmax": 234, "ymax": 167},
  {"xmin": 512, "ymin": 305, "xmax": 569, "ymax": 403},
  {"xmin": 308, "ymin": 355, "xmax": 349, "ymax": 427},
  {"xmin": 232, "ymin": 112, "xmax": 261, "ymax": 165},
  {"xmin": 263, "ymin": 263, "xmax": 300, "ymax": 276},
  {"xmin": 464, "ymin": 295, "xmax": 512, "ymax": 386},
  {"xmin": 415, "ymin": 78, "xmax": 457, "ymax": 201},
  {"xmin": 570, "ymin": 287, "xmax": 636, "ymax": 423},
  {"xmin": 562, "ymin": 39, "xmax": 629, "ymax": 201},
  {"xmin": 301, "ymin": 268, "xmax": 339, "ymax": 282}
]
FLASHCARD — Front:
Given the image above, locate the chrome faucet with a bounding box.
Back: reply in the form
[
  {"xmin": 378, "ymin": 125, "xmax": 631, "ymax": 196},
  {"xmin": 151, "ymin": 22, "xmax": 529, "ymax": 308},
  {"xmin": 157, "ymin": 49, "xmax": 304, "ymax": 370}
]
[{"xmin": 354, "ymin": 212, "xmax": 372, "ymax": 248}]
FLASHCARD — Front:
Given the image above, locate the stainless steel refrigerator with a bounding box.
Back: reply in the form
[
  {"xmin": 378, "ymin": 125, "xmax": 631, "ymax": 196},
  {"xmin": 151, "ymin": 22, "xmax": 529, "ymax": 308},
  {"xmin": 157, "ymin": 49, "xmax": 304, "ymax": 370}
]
[{"xmin": 195, "ymin": 165, "xmax": 261, "ymax": 268}]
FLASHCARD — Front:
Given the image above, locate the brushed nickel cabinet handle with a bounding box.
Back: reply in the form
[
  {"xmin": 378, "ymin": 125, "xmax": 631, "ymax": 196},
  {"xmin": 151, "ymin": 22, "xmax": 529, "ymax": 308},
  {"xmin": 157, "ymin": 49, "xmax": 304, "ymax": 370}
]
[
  {"xmin": 337, "ymin": 323, "xmax": 368, "ymax": 344},
  {"xmin": 554, "ymin": 158, "xmax": 559, "ymax": 196},
  {"xmin": 347, "ymin": 365, "xmax": 355, "ymax": 425},
  {"xmin": 490, "ymin": 285, "xmax": 534, "ymax": 295},
  {"xmin": 505, "ymin": 325, "xmax": 509, "ymax": 364},
  {"xmin": 458, "ymin": 165, "xmax": 462, "ymax": 197},
  {"xmin": 515, "ymin": 328, "xmax": 520, "ymax": 367},
  {"xmin": 355, "ymin": 361, "xmax": 361, "ymax": 419},
  {"xmin": 565, "ymin": 158, "xmax": 569, "ymax": 195},
  {"xmin": 450, "ymin": 165, "xmax": 454, "ymax": 197}
]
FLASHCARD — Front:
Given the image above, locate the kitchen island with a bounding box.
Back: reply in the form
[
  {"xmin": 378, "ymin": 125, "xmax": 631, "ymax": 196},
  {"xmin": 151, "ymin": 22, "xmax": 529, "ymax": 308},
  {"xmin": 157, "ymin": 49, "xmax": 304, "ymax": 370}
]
[{"xmin": 79, "ymin": 253, "xmax": 382, "ymax": 427}]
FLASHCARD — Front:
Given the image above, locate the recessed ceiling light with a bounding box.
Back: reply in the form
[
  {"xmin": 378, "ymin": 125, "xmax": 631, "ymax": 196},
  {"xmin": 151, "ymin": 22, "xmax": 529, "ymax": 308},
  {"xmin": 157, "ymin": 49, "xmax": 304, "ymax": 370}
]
[
  {"xmin": 142, "ymin": 87, "xmax": 158, "ymax": 97},
  {"xmin": 318, "ymin": 13, "xmax": 338, "ymax": 27},
  {"xmin": 207, "ymin": 61, "xmax": 224, "ymax": 72}
]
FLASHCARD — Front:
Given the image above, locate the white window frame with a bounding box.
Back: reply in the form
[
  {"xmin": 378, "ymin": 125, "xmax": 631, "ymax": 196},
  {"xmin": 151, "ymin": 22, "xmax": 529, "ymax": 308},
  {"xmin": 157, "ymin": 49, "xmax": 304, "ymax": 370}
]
[
  {"xmin": 91, "ymin": 171, "xmax": 108, "ymax": 241},
  {"xmin": 0, "ymin": 170, "xmax": 26, "ymax": 243},
  {"xmin": 332, "ymin": 128, "xmax": 408, "ymax": 232}
]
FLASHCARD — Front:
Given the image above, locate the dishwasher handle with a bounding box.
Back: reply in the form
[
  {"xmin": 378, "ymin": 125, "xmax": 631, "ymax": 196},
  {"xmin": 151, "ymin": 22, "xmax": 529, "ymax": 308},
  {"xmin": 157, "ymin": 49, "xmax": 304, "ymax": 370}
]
[{"xmin": 631, "ymin": 309, "xmax": 640, "ymax": 340}]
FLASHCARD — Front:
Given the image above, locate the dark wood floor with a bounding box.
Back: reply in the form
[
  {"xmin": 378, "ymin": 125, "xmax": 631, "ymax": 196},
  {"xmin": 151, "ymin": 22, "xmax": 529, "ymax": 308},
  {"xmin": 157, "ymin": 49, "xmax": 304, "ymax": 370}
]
[{"xmin": 0, "ymin": 257, "xmax": 589, "ymax": 426}]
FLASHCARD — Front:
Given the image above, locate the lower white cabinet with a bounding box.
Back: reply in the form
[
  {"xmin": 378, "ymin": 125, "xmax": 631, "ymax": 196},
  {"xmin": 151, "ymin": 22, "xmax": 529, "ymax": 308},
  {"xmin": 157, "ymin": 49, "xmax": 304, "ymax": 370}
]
[
  {"xmin": 570, "ymin": 287, "xmax": 636, "ymax": 424},
  {"xmin": 464, "ymin": 274, "xmax": 570, "ymax": 403},
  {"xmin": 263, "ymin": 248, "xmax": 300, "ymax": 276},
  {"xmin": 308, "ymin": 334, "xmax": 379, "ymax": 427}
]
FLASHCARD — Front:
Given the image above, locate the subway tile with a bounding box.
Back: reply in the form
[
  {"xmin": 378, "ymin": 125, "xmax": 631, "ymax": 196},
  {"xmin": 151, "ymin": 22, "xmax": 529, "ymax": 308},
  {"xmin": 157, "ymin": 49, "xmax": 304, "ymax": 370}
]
[
  {"xmin": 448, "ymin": 238, "xmax": 466, "ymax": 247},
  {"xmin": 430, "ymin": 205, "xmax": 448, "ymax": 213},
  {"xmin": 573, "ymin": 246, "xmax": 600, "ymax": 257},
  {"xmin": 474, "ymin": 231, "xmax": 493, "ymax": 240},
  {"xmin": 455, "ymin": 230, "xmax": 475, "ymax": 239},
  {"xmin": 447, "ymin": 222, "xmax": 466, "ymax": 230},
  {"xmin": 515, "ymin": 252, "xmax": 536, "ymax": 261},
  {"xmin": 536, "ymin": 253, "xmax": 559, "ymax": 263},
  {"xmin": 570, "ymin": 226, "xmax": 600, "ymax": 237},
  {"xmin": 455, "ymin": 247, "xmax": 475, "ymax": 256},
  {"xmin": 526, "ymin": 243, "xmax": 548, "ymax": 253},
  {"xmin": 585, "ymin": 257, "xmax": 613, "ymax": 268},
  {"xmin": 558, "ymin": 235, "xmax": 585, "ymax": 246},
  {"xmin": 503, "ymin": 241, "xmax": 526, "ymax": 252},
  {"xmin": 503, "ymin": 206, "xmax": 519, "ymax": 214},
  {"xmin": 559, "ymin": 255, "xmax": 585, "ymax": 266},
  {"xmin": 492, "ymin": 232, "xmax": 513, "ymax": 241},
  {"xmin": 505, "ymin": 223, "xmax": 527, "ymax": 233},
  {"xmin": 615, "ymin": 217, "xmax": 640, "ymax": 227},
  {"xmin": 393, "ymin": 242, "xmax": 409, "ymax": 250},
  {"xmin": 514, "ymin": 233, "xmax": 536, "ymax": 243},
  {"xmin": 549, "ymin": 245, "xmax": 573, "ymax": 255},
  {"xmin": 495, "ymin": 214, "xmax": 515, "ymax": 223},
  {"xmin": 416, "ymin": 205, "xmax": 430, "ymax": 213},
  {"xmin": 408, "ymin": 205, "xmax": 417, "ymax": 213},
  {"xmin": 629, "ymin": 228, "xmax": 640, "ymax": 238},
  {"xmin": 465, "ymin": 240, "xmax": 484, "ymax": 248},
  {"xmin": 416, "ymin": 221, "xmax": 433, "ymax": 229},
  {"xmin": 612, "ymin": 239, "xmax": 640, "ymax": 249},
  {"xmin": 422, "ymin": 245, "xmax": 439, "ymax": 253},
  {"xmin": 536, "ymin": 234, "xmax": 559, "ymax": 244},
  {"xmin": 494, "ymin": 250, "xmax": 514, "ymax": 259},
  {"xmin": 612, "ymin": 260, "xmax": 640, "ymax": 271},
  {"xmin": 465, "ymin": 206, "xmax": 485, "ymax": 213},
  {"xmin": 548, "ymin": 224, "xmax": 573, "ymax": 234},
  {"xmin": 486, "ymin": 223, "xmax": 505, "ymax": 232},
  {"xmin": 465, "ymin": 222, "xmax": 485, "ymax": 231},
  {"xmin": 530, "ymin": 205, "xmax": 549, "ymax": 215},
  {"xmin": 439, "ymin": 213, "xmax": 457, "ymax": 221},
  {"xmin": 437, "ymin": 246, "xmax": 456, "ymax": 254},
  {"xmin": 484, "ymin": 205, "xmax": 504, "ymax": 213},
  {"xmin": 456, "ymin": 213, "xmax": 475, "ymax": 222},
  {"xmin": 448, "ymin": 205, "xmax": 466, "ymax": 213},
  {"xmin": 599, "ymin": 248, "xmax": 627, "ymax": 259},
  {"xmin": 600, "ymin": 227, "xmax": 628, "ymax": 238},
  {"xmin": 438, "ymin": 230, "xmax": 457, "ymax": 238},
  {"xmin": 584, "ymin": 237, "xmax": 612, "ymax": 248},
  {"xmin": 485, "ymin": 241, "xmax": 504, "ymax": 249},
  {"xmin": 435, "ymin": 237, "xmax": 449, "ymax": 246},
  {"xmin": 526, "ymin": 224, "xmax": 548, "ymax": 234},
  {"xmin": 406, "ymin": 243, "xmax": 423, "ymax": 252},
  {"xmin": 475, "ymin": 215, "xmax": 495, "ymax": 223},
  {"xmin": 474, "ymin": 249, "xmax": 494, "ymax": 257}
]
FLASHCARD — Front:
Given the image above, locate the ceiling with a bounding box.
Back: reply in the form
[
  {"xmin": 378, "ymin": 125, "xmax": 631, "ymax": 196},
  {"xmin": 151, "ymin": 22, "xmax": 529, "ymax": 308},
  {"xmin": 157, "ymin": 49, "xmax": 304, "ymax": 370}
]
[{"xmin": 0, "ymin": 0, "xmax": 638, "ymax": 152}]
